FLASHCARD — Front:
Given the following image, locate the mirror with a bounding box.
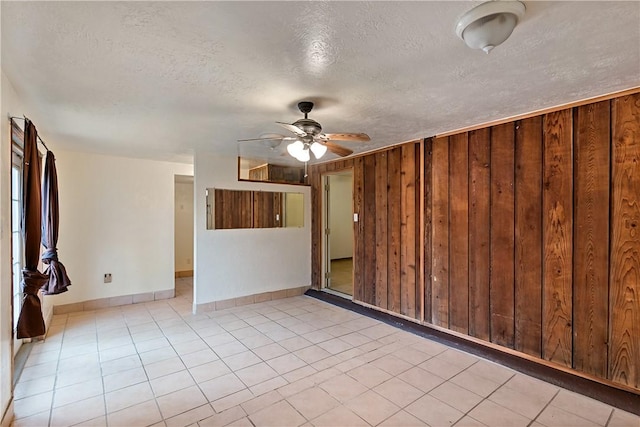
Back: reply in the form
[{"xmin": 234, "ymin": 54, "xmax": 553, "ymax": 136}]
[
  {"xmin": 207, "ymin": 188, "xmax": 304, "ymax": 230},
  {"xmin": 238, "ymin": 139, "xmax": 308, "ymax": 185}
]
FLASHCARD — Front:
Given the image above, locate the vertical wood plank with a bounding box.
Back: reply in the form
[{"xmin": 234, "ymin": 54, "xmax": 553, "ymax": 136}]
[
  {"xmin": 416, "ymin": 142, "xmax": 424, "ymax": 321},
  {"xmin": 609, "ymin": 94, "xmax": 640, "ymax": 388},
  {"xmin": 514, "ymin": 116, "xmax": 544, "ymax": 358},
  {"xmin": 573, "ymin": 101, "xmax": 610, "ymax": 377},
  {"xmin": 375, "ymin": 151, "xmax": 389, "ymax": 310},
  {"xmin": 449, "ymin": 133, "xmax": 469, "ymax": 333},
  {"xmin": 388, "ymin": 147, "xmax": 402, "ymax": 314},
  {"xmin": 490, "ymin": 122, "xmax": 516, "ymax": 348},
  {"xmin": 468, "ymin": 128, "xmax": 491, "ymax": 341},
  {"xmin": 353, "ymin": 157, "xmax": 365, "ymax": 303},
  {"xmin": 542, "ymin": 109, "xmax": 574, "ymax": 367},
  {"xmin": 401, "ymin": 143, "xmax": 417, "ymax": 319},
  {"xmin": 431, "ymin": 137, "xmax": 449, "ymax": 327},
  {"xmin": 423, "ymin": 138, "xmax": 433, "ymax": 323},
  {"xmin": 363, "ymin": 154, "xmax": 377, "ymax": 306},
  {"xmin": 310, "ymin": 165, "xmax": 322, "ymax": 289}
]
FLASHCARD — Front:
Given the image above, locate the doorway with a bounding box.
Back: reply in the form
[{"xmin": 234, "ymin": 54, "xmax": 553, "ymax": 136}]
[
  {"xmin": 174, "ymin": 175, "xmax": 194, "ymax": 284},
  {"xmin": 323, "ymin": 170, "xmax": 354, "ymax": 297}
]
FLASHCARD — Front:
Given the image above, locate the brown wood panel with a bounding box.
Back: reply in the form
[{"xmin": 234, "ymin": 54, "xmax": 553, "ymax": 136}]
[
  {"xmin": 400, "ymin": 143, "xmax": 417, "ymax": 319},
  {"xmin": 431, "ymin": 137, "xmax": 449, "ymax": 327},
  {"xmin": 375, "ymin": 151, "xmax": 389, "ymax": 310},
  {"xmin": 468, "ymin": 128, "xmax": 491, "ymax": 341},
  {"xmin": 387, "ymin": 147, "xmax": 402, "ymax": 314},
  {"xmin": 448, "ymin": 133, "xmax": 469, "ymax": 333},
  {"xmin": 542, "ymin": 109, "xmax": 574, "ymax": 367},
  {"xmin": 353, "ymin": 157, "xmax": 365, "ymax": 303},
  {"xmin": 573, "ymin": 101, "xmax": 610, "ymax": 377},
  {"xmin": 416, "ymin": 143, "xmax": 424, "ymax": 321},
  {"xmin": 609, "ymin": 94, "xmax": 640, "ymax": 388},
  {"xmin": 514, "ymin": 116, "xmax": 543, "ymax": 357},
  {"xmin": 423, "ymin": 138, "xmax": 433, "ymax": 323},
  {"xmin": 252, "ymin": 191, "xmax": 280, "ymax": 228},
  {"xmin": 490, "ymin": 122, "xmax": 516, "ymax": 348},
  {"xmin": 310, "ymin": 165, "xmax": 322, "ymax": 289},
  {"xmin": 214, "ymin": 189, "xmax": 253, "ymax": 229},
  {"xmin": 363, "ymin": 154, "xmax": 377, "ymax": 306}
]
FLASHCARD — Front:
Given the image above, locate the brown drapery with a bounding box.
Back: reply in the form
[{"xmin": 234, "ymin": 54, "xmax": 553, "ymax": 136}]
[
  {"xmin": 41, "ymin": 151, "xmax": 71, "ymax": 295},
  {"xmin": 16, "ymin": 119, "xmax": 46, "ymax": 338}
]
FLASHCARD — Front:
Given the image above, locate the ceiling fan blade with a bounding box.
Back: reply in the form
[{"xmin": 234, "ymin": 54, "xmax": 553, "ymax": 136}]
[
  {"xmin": 276, "ymin": 122, "xmax": 306, "ymax": 137},
  {"xmin": 324, "ymin": 133, "xmax": 370, "ymax": 142},
  {"xmin": 237, "ymin": 137, "xmax": 284, "ymax": 142},
  {"xmin": 324, "ymin": 141, "xmax": 354, "ymax": 157}
]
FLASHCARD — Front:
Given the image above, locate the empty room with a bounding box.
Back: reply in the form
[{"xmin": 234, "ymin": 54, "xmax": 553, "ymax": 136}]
[{"xmin": 1, "ymin": 2, "xmax": 639, "ymax": 427}]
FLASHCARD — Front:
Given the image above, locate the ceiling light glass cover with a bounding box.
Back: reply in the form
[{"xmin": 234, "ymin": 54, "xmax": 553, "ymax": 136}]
[
  {"xmin": 287, "ymin": 140, "xmax": 304, "ymax": 158},
  {"xmin": 456, "ymin": 1, "xmax": 525, "ymax": 54},
  {"xmin": 309, "ymin": 142, "xmax": 327, "ymax": 159}
]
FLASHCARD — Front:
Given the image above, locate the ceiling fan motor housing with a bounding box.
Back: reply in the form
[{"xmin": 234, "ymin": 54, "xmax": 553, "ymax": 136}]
[{"xmin": 293, "ymin": 118, "xmax": 322, "ymax": 136}]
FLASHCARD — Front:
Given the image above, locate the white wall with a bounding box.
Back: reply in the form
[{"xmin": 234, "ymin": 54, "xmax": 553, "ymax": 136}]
[
  {"xmin": 329, "ymin": 173, "xmax": 353, "ymax": 260},
  {"xmin": 175, "ymin": 179, "xmax": 194, "ymax": 272},
  {"xmin": 46, "ymin": 150, "xmax": 192, "ymax": 305},
  {"xmin": 194, "ymin": 151, "xmax": 311, "ymax": 305}
]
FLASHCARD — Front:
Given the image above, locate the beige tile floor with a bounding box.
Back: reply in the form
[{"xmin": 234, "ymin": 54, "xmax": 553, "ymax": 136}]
[{"xmin": 11, "ymin": 277, "xmax": 639, "ymax": 427}]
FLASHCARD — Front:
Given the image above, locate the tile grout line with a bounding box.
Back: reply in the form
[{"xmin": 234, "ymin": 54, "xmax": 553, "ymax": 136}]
[
  {"xmin": 448, "ymin": 364, "xmax": 517, "ymax": 427},
  {"xmin": 526, "ymin": 388, "xmax": 561, "ymax": 427}
]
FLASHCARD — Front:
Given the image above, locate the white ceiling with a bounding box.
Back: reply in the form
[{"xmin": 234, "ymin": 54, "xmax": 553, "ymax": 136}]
[{"xmin": 2, "ymin": 1, "xmax": 639, "ymax": 164}]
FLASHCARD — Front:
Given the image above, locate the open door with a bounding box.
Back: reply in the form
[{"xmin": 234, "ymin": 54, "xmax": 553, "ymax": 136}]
[{"xmin": 323, "ymin": 170, "xmax": 354, "ymax": 297}]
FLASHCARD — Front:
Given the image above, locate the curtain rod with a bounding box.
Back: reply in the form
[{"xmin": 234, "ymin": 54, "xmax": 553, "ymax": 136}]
[{"xmin": 9, "ymin": 116, "xmax": 50, "ymax": 151}]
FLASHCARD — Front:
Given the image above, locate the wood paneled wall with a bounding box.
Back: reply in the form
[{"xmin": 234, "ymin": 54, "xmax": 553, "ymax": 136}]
[
  {"xmin": 426, "ymin": 93, "xmax": 640, "ymax": 390},
  {"xmin": 309, "ymin": 92, "xmax": 639, "ymax": 392},
  {"xmin": 353, "ymin": 144, "xmax": 421, "ymax": 318},
  {"xmin": 308, "ymin": 144, "xmax": 422, "ymax": 320},
  {"xmin": 214, "ymin": 189, "xmax": 283, "ymax": 229}
]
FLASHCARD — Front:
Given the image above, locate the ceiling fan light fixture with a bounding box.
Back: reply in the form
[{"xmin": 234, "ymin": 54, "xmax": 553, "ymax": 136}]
[
  {"xmin": 310, "ymin": 142, "xmax": 327, "ymax": 159},
  {"xmin": 297, "ymin": 148, "xmax": 310, "ymax": 162},
  {"xmin": 456, "ymin": 1, "xmax": 525, "ymax": 54}
]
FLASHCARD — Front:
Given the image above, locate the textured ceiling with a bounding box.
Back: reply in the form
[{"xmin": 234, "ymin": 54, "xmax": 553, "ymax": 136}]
[{"xmin": 2, "ymin": 1, "xmax": 639, "ymax": 164}]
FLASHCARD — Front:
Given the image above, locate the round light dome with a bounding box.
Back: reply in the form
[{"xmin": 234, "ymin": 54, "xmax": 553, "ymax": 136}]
[{"xmin": 456, "ymin": 1, "xmax": 525, "ymax": 54}]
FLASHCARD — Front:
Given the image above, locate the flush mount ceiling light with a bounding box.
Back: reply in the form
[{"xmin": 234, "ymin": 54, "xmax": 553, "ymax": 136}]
[{"xmin": 456, "ymin": 1, "xmax": 525, "ymax": 54}]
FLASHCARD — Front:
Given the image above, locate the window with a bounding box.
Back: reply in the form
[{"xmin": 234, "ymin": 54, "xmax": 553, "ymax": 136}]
[{"xmin": 11, "ymin": 123, "xmax": 24, "ymax": 355}]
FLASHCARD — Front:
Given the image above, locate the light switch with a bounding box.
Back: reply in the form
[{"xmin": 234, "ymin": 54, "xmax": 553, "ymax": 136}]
[{"xmin": 353, "ymin": 213, "xmax": 359, "ymax": 222}]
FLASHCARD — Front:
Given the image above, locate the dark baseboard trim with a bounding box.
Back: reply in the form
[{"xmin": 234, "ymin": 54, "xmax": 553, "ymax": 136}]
[{"xmin": 305, "ymin": 289, "xmax": 640, "ymax": 416}]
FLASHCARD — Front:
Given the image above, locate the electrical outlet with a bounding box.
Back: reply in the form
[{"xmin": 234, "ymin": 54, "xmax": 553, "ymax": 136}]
[
  {"xmin": 104, "ymin": 273, "xmax": 112, "ymax": 283},
  {"xmin": 186, "ymin": 258, "xmax": 191, "ymax": 265}
]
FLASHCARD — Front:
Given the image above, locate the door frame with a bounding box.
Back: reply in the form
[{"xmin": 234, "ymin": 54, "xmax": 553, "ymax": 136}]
[{"xmin": 321, "ymin": 169, "xmax": 354, "ymax": 299}]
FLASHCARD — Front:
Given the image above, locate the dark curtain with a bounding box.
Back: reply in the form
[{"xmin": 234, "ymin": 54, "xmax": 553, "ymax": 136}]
[
  {"xmin": 41, "ymin": 151, "xmax": 71, "ymax": 295},
  {"xmin": 17, "ymin": 119, "xmax": 47, "ymax": 338}
]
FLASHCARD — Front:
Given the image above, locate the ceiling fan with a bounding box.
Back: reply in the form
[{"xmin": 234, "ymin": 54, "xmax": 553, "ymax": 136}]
[{"xmin": 238, "ymin": 101, "xmax": 370, "ymax": 162}]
